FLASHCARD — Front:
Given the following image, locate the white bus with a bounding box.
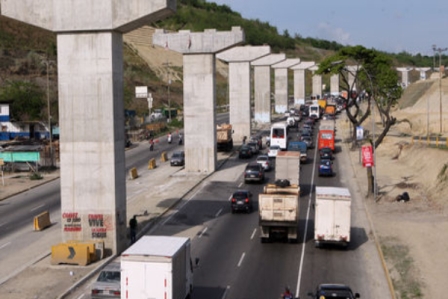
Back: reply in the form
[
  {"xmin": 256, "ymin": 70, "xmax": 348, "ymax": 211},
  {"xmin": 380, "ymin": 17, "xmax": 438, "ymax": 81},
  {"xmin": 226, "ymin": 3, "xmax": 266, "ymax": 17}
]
[
  {"xmin": 309, "ymin": 103, "xmax": 320, "ymax": 119},
  {"xmin": 270, "ymin": 122, "xmax": 288, "ymax": 150}
]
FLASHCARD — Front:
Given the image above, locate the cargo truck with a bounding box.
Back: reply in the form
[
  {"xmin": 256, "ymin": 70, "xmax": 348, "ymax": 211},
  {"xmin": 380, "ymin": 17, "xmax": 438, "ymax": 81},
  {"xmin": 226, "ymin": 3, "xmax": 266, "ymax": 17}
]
[
  {"xmin": 259, "ymin": 151, "xmax": 300, "ymax": 243},
  {"xmin": 121, "ymin": 236, "xmax": 196, "ymax": 299},
  {"xmin": 216, "ymin": 123, "xmax": 233, "ymax": 151},
  {"xmin": 314, "ymin": 187, "xmax": 352, "ymax": 248}
]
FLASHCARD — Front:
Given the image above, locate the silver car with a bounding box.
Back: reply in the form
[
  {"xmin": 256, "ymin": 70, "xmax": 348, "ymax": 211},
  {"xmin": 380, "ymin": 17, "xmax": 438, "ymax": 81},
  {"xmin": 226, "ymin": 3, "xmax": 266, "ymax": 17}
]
[{"xmin": 91, "ymin": 262, "xmax": 121, "ymax": 299}]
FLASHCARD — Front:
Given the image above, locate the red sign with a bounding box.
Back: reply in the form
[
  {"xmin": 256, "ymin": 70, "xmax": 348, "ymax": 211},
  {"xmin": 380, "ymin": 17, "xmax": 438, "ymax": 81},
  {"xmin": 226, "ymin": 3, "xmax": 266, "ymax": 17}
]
[{"xmin": 362, "ymin": 145, "xmax": 374, "ymax": 167}]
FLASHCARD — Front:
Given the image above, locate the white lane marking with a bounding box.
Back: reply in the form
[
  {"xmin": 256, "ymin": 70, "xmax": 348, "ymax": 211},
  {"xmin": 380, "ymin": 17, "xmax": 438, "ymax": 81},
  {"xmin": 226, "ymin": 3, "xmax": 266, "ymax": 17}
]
[
  {"xmin": 199, "ymin": 227, "xmax": 208, "ymax": 238},
  {"xmin": 228, "ymin": 195, "xmax": 232, "ymax": 201},
  {"xmin": 215, "ymin": 208, "xmax": 223, "ymax": 217},
  {"xmin": 295, "ymin": 139, "xmax": 319, "ymax": 299},
  {"xmin": 237, "ymin": 252, "xmax": 246, "ymax": 267},
  {"xmin": 0, "ymin": 242, "xmax": 11, "ymax": 250},
  {"xmin": 238, "ymin": 182, "xmax": 243, "ymax": 188},
  {"xmin": 221, "ymin": 286, "xmax": 230, "ymax": 299},
  {"xmin": 0, "ymin": 222, "xmax": 5, "ymax": 228},
  {"xmin": 30, "ymin": 204, "xmax": 44, "ymax": 212},
  {"xmin": 250, "ymin": 228, "xmax": 257, "ymax": 240},
  {"xmin": 76, "ymin": 293, "xmax": 86, "ymax": 299},
  {"xmin": 160, "ymin": 188, "xmax": 199, "ymax": 227}
]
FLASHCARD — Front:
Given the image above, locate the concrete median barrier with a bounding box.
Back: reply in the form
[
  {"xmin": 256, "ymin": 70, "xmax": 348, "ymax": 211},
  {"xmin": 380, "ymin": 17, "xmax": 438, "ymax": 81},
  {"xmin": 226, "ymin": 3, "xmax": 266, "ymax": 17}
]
[
  {"xmin": 50, "ymin": 241, "xmax": 100, "ymax": 266},
  {"xmin": 161, "ymin": 151, "xmax": 168, "ymax": 162},
  {"xmin": 129, "ymin": 167, "xmax": 138, "ymax": 179},
  {"xmin": 148, "ymin": 158, "xmax": 157, "ymax": 169},
  {"xmin": 33, "ymin": 211, "xmax": 52, "ymax": 231}
]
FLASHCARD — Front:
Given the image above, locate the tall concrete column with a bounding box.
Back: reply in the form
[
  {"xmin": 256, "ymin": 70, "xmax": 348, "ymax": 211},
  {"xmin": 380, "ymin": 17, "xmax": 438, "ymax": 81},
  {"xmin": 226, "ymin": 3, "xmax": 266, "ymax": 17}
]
[
  {"xmin": 397, "ymin": 67, "xmax": 413, "ymax": 87},
  {"xmin": 1, "ymin": 0, "xmax": 176, "ymax": 254},
  {"xmin": 415, "ymin": 67, "xmax": 431, "ymax": 80},
  {"xmin": 330, "ymin": 74, "xmax": 339, "ymax": 95},
  {"xmin": 217, "ymin": 46, "xmax": 270, "ymax": 144},
  {"xmin": 291, "ymin": 61, "xmax": 315, "ymax": 104},
  {"xmin": 309, "ymin": 65, "xmax": 322, "ymax": 98},
  {"xmin": 272, "ymin": 59, "xmax": 301, "ymax": 113},
  {"xmin": 153, "ymin": 27, "xmax": 244, "ymax": 173},
  {"xmin": 347, "ymin": 65, "xmax": 361, "ymax": 91},
  {"xmin": 251, "ymin": 54, "xmax": 286, "ymax": 123}
]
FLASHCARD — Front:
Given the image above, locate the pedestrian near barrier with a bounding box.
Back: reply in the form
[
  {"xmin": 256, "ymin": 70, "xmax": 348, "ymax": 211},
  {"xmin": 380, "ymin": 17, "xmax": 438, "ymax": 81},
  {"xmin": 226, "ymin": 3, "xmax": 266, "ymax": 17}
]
[{"xmin": 129, "ymin": 215, "xmax": 138, "ymax": 244}]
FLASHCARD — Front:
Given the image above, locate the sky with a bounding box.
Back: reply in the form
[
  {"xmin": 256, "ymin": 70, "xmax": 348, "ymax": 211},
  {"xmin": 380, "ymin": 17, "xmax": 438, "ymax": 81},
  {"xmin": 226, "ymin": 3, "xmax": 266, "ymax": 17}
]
[{"xmin": 210, "ymin": 0, "xmax": 448, "ymax": 56}]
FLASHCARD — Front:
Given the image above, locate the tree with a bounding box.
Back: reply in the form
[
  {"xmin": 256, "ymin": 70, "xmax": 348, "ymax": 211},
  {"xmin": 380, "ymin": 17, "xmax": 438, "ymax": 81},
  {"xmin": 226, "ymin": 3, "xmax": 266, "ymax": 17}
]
[
  {"xmin": 317, "ymin": 46, "xmax": 402, "ymax": 149},
  {"xmin": 0, "ymin": 80, "xmax": 45, "ymax": 121},
  {"xmin": 317, "ymin": 46, "xmax": 403, "ymax": 196}
]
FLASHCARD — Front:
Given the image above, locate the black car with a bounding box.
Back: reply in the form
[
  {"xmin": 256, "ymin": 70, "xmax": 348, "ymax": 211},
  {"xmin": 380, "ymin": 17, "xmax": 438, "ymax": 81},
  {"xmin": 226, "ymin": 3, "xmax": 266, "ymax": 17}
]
[
  {"xmin": 239, "ymin": 145, "xmax": 253, "ymax": 158},
  {"xmin": 230, "ymin": 189, "xmax": 253, "ymax": 213},
  {"xmin": 170, "ymin": 151, "xmax": 185, "ymax": 166},
  {"xmin": 319, "ymin": 147, "xmax": 333, "ymax": 160},
  {"xmin": 244, "ymin": 162, "xmax": 265, "ymax": 183},
  {"xmin": 308, "ymin": 284, "xmax": 360, "ymax": 299},
  {"xmin": 302, "ymin": 136, "xmax": 314, "ymax": 149}
]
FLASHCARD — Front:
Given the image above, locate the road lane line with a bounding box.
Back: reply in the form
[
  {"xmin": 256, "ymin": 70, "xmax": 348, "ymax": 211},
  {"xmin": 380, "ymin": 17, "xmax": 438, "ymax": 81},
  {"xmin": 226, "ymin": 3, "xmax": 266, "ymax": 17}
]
[
  {"xmin": 199, "ymin": 227, "xmax": 208, "ymax": 238},
  {"xmin": 76, "ymin": 293, "xmax": 86, "ymax": 299},
  {"xmin": 238, "ymin": 182, "xmax": 243, "ymax": 188},
  {"xmin": 295, "ymin": 139, "xmax": 318, "ymax": 298},
  {"xmin": 250, "ymin": 228, "xmax": 257, "ymax": 240},
  {"xmin": 30, "ymin": 204, "xmax": 44, "ymax": 212},
  {"xmin": 0, "ymin": 222, "xmax": 5, "ymax": 227},
  {"xmin": 221, "ymin": 286, "xmax": 230, "ymax": 299},
  {"xmin": 0, "ymin": 242, "xmax": 11, "ymax": 250},
  {"xmin": 215, "ymin": 208, "xmax": 223, "ymax": 217},
  {"xmin": 237, "ymin": 252, "xmax": 245, "ymax": 267}
]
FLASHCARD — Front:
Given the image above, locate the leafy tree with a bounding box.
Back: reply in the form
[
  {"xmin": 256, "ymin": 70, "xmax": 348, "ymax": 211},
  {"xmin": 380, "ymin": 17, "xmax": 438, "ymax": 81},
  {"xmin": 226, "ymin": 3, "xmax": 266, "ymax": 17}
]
[
  {"xmin": 318, "ymin": 46, "xmax": 402, "ymax": 196},
  {"xmin": 0, "ymin": 80, "xmax": 45, "ymax": 121}
]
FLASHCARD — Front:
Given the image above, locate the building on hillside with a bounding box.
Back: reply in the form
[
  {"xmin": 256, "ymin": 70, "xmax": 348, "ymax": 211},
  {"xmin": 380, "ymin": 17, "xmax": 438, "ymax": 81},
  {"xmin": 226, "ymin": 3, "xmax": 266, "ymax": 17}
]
[{"xmin": 0, "ymin": 103, "xmax": 49, "ymax": 141}]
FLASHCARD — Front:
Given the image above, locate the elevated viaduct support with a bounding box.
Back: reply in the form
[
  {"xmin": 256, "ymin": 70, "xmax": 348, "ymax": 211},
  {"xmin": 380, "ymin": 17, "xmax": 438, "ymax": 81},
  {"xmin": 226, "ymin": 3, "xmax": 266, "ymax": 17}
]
[
  {"xmin": 251, "ymin": 54, "xmax": 286, "ymax": 123},
  {"xmin": 217, "ymin": 46, "xmax": 270, "ymax": 144},
  {"xmin": 272, "ymin": 59, "xmax": 301, "ymax": 113},
  {"xmin": 153, "ymin": 27, "xmax": 244, "ymax": 173},
  {"xmin": 291, "ymin": 61, "xmax": 315, "ymax": 104},
  {"xmin": 0, "ymin": 0, "xmax": 176, "ymax": 254}
]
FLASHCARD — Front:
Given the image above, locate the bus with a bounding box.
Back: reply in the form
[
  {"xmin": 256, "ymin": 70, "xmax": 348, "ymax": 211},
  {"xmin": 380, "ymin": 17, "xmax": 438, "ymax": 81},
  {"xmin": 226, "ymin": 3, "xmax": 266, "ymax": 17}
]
[
  {"xmin": 318, "ymin": 129, "xmax": 335, "ymax": 151},
  {"xmin": 270, "ymin": 122, "xmax": 288, "ymax": 150}
]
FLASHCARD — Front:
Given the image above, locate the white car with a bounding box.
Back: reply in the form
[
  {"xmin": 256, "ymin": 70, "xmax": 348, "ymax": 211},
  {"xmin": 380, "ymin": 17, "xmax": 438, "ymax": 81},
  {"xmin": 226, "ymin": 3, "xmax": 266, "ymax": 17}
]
[
  {"xmin": 267, "ymin": 145, "xmax": 280, "ymax": 158},
  {"xmin": 256, "ymin": 155, "xmax": 271, "ymax": 171}
]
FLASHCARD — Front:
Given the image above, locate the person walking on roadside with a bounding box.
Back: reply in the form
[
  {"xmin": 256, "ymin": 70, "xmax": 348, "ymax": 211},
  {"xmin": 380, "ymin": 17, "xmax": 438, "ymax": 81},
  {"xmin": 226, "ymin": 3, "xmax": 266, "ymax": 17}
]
[
  {"xmin": 129, "ymin": 215, "xmax": 138, "ymax": 244},
  {"xmin": 168, "ymin": 132, "xmax": 172, "ymax": 144},
  {"xmin": 149, "ymin": 139, "xmax": 154, "ymax": 151}
]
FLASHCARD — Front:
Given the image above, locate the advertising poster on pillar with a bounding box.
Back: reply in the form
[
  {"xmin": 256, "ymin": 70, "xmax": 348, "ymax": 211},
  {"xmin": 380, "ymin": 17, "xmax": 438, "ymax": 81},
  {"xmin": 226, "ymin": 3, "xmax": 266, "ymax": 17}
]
[
  {"xmin": 361, "ymin": 145, "xmax": 374, "ymax": 167},
  {"xmin": 62, "ymin": 211, "xmax": 114, "ymax": 239}
]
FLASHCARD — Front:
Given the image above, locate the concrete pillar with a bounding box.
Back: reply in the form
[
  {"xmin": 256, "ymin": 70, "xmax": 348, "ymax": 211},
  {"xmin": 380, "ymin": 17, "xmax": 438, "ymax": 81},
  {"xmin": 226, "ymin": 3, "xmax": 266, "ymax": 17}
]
[
  {"xmin": 216, "ymin": 46, "xmax": 270, "ymax": 144},
  {"xmin": 347, "ymin": 65, "xmax": 361, "ymax": 91},
  {"xmin": 415, "ymin": 67, "xmax": 431, "ymax": 80},
  {"xmin": 397, "ymin": 67, "xmax": 413, "ymax": 87},
  {"xmin": 272, "ymin": 59, "xmax": 301, "ymax": 113},
  {"xmin": 291, "ymin": 61, "xmax": 315, "ymax": 105},
  {"xmin": 251, "ymin": 54, "xmax": 286, "ymax": 123},
  {"xmin": 153, "ymin": 27, "xmax": 244, "ymax": 173},
  {"xmin": 309, "ymin": 65, "xmax": 322, "ymax": 98},
  {"xmin": 1, "ymin": 0, "xmax": 176, "ymax": 255},
  {"xmin": 330, "ymin": 74, "xmax": 339, "ymax": 95}
]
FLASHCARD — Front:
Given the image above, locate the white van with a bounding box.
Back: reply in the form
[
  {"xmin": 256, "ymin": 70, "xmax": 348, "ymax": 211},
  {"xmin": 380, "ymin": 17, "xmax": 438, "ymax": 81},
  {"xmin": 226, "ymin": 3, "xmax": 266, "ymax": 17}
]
[{"xmin": 270, "ymin": 122, "xmax": 288, "ymax": 150}]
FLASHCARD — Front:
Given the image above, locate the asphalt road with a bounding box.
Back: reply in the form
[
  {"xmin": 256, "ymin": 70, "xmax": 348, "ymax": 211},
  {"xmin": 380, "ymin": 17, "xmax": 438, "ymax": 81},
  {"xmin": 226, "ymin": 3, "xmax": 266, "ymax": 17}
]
[{"xmin": 0, "ymin": 113, "xmax": 390, "ymax": 299}]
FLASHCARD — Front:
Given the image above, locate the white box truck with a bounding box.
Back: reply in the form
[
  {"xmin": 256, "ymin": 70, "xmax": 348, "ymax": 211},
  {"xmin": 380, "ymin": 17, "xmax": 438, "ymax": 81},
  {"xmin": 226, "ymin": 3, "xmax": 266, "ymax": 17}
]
[
  {"xmin": 121, "ymin": 236, "xmax": 195, "ymax": 299},
  {"xmin": 314, "ymin": 187, "xmax": 352, "ymax": 248},
  {"xmin": 275, "ymin": 151, "xmax": 301, "ymax": 186}
]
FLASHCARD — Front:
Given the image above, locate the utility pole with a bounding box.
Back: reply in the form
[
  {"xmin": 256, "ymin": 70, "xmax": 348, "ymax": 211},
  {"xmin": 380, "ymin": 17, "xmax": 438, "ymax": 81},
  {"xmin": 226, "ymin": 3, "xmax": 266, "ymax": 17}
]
[
  {"xmin": 433, "ymin": 45, "xmax": 447, "ymax": 133},
  {"xmin": 43, "ymin": 58, "xmax": 55, "ymax": 167},
  {"xmin": 163, "ymin": 59, "xmax": 172, "ymax": 123}
]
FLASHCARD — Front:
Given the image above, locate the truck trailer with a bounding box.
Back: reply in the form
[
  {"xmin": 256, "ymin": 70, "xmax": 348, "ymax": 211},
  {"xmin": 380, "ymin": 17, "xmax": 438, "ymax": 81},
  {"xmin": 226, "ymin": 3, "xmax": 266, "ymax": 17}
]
[
  {"xmin": 216, "ymin": 123, "xmax": 233, "ymax": 151},
  {"xmin": 259, "ymin": 151, "xmax": 300, "ymax": 243},
  {"xmin": 314, "ymin": 187, "xmax": 352, "ymax": 248},
  {"xmin": 121, "ymin": 236, "xmax": 195, "ymax": 299}
]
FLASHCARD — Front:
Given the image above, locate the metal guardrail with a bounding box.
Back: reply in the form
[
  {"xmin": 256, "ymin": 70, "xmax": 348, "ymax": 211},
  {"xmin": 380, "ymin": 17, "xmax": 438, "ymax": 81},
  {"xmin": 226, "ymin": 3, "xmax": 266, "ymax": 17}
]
[{"xmin": 411, "ymin": 136, "xmax": 448, "ymax": 148}]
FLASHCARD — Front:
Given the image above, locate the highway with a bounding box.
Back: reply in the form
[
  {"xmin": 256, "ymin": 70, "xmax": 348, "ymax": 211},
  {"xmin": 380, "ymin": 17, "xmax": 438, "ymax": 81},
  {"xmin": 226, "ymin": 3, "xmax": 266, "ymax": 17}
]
[{"xmin": 0, "ymin": 113, "xmax": 390, "ymax": 298}]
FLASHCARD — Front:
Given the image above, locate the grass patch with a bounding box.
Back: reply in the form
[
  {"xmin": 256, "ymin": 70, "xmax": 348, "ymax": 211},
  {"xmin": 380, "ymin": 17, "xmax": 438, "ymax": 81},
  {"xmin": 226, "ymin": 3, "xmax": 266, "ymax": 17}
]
[
  {"xmin": 29, "ymin": 172, "xmax": 43, "ymax": 180},
  {"xmin": 380, "ymin": 236, "xmax": 424, "ymax": 299}
]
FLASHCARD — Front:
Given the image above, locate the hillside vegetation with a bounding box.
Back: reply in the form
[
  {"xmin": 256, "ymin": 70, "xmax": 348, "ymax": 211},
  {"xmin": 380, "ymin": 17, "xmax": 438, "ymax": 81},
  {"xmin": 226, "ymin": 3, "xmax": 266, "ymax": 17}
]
[{"xmin": 0, "ymin": 0, "xmax": 443, "ymax": 122}]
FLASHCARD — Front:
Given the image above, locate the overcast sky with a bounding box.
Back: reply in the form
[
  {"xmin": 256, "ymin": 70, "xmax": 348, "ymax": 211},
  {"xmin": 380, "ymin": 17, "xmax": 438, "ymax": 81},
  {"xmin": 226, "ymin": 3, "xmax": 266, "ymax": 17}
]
[{"xmin": 210, "ymin": 0, "xmax": 448, "ymax": 56}]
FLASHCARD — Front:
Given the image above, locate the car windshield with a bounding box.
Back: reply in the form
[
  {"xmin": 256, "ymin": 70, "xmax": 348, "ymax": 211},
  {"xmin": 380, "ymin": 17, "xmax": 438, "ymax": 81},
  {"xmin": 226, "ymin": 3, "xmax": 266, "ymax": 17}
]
[
  {"xmin": 97, "ymin": 270, "xmax": 120, "ymax": 282},
  {"xmin": 270, "ymin": 146, "xmax": 279, "ymax": 150},
  {"xmin": 172, "ymin": 152, "xmax": 183, "ymax": 158},
  {"xmin": 257, "ymin": 156, "xmax": 268, "ymax": 161},
  {"xmin": 246, "ymin": 165, "xmax": 260, "ymax": 171},
  {"xmin": 233, "ymin": 191, "xmax": 249, "ymax": 199}
]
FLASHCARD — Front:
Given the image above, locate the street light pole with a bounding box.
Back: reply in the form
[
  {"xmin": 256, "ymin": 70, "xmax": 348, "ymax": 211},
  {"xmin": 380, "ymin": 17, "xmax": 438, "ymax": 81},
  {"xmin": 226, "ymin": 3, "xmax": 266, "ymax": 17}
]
[
  {"xmin": 43, "ymin": 59, "xmax": 54, "ymax": 167},
  {"xmin": 433, "ymin": 45, "xmax": 447, "ymax": 133}
]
